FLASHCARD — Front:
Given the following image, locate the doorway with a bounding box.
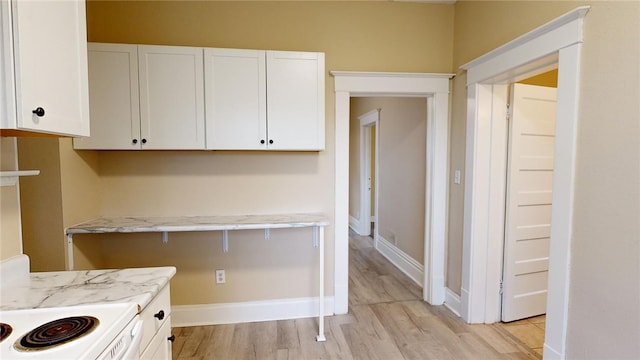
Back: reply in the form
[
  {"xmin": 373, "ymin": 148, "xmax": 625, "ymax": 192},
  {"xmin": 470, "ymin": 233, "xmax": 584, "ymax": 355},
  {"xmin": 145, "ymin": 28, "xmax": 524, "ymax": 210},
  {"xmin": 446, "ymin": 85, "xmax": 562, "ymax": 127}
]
[
  {"xmin": 497, "ymin": 81, "xmax": 558, "ymax": 358},
  {"xmin": 352, "ymin": 108, "xmax": 379, "ymax": 238},
  {"xmin": 350, "ymin": 98, "xmax": 428, "ymax": 287},
  {"xmin": 460, "ymin": 6, "xmax": 589, "ymax": 358},
  {"xmin": 332, "ymin": 72, "xmax": 453, "ymax": 315}
]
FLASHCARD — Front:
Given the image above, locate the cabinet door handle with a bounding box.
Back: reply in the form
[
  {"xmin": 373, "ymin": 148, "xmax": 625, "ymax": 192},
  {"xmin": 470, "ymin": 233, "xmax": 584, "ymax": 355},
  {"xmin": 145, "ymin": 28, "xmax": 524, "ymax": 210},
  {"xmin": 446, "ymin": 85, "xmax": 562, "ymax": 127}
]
[
  {"xmin": 132, "ymin": 139, "xmax": 138, "ymax": 144},
  {"xmin": 167, "ymin": 335, "xmax": 176, "ymax": 343},
  {"xmin": 260, "ymin": 140, "xmax": 265, "ymax": 144},
  {"xmin": 154, "ymin": 310, "xmax": 165, "ymax": 320},
  {"xmin": 32, "ymin": 107, "xmax": 45, "ymax": 117},
  {"xmin": 269, "ymin": 139, "xmax": 274, "ymax": 144},
  {"xmin": 141, "ymin": 138, "xmax": 147, "ymax": 144}
]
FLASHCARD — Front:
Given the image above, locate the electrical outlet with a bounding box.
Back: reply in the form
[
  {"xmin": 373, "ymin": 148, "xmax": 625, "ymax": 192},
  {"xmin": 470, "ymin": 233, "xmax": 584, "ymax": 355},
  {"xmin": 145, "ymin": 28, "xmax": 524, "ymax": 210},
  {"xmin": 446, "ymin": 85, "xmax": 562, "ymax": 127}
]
[{"xmin": 215, "ymin": 269, "xmax": 225, "ymax": 284}]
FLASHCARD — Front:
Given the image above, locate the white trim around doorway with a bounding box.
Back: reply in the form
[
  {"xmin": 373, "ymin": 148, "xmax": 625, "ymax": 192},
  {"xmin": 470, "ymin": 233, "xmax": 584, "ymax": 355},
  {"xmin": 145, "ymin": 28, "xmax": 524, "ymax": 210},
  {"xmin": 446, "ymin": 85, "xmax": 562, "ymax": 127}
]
[
  {"xmin": 459, "ymin": 6, "xmax": 589, "ymax": 359},
  {"xmin": 331, "ymin": 71, "xmax": 453, "ymax": 314}
]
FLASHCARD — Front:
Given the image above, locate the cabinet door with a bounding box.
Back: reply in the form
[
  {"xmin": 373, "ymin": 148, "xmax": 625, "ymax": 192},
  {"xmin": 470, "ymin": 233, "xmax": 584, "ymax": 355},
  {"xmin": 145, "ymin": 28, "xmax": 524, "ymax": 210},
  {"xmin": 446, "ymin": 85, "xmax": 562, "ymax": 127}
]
[
  {"xmin": 74, "ymin": 43, "xmax": 140, "ymax": 150},
  {"xmin": 204, "ymin": 48, "xmax": 266, "ymax": 150},
  {"xmin": 10, "ymin": 0, "xmax": 89, "ymax": 136},
  {"xmin": 266, "ymin": 51, "xmax": 325, "ymax": 150},
  {"xmin": 138, "ymin": 45, "xmax": 205, "ymax": 150},
  {"xmin": 141, "ymin": 317, "xmax": 172, "ymax": 360}
]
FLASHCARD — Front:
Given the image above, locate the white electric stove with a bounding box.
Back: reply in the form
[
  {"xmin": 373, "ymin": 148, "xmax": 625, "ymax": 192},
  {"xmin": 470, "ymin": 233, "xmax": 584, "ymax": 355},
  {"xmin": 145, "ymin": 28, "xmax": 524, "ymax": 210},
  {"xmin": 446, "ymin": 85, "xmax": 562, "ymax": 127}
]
[{"xmin": 0, "ymin": 302, "xmax": 142, "ymax": 360}]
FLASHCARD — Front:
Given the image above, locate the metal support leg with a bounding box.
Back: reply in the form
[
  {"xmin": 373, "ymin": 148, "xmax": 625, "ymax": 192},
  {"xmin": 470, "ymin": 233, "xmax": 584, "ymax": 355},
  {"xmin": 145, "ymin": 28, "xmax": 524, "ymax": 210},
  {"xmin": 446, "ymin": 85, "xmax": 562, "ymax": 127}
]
[
  {"xmin": 222, "ymin": 230, "xmax": 229, "ymax": 253},
  {"xmin": 264, "ymin": 228, "xmax": 270, "ymax": 240},
  {"xmin": 162, "ymin": 232, "xmax": 169, "ymax": 244},
  {"xmin": 66, "ymin": 234, "xmax": 74, "ymax": 270},
  {"xmin": 316, "ymin": 226, "xmax": 326, "ymax": 342}
]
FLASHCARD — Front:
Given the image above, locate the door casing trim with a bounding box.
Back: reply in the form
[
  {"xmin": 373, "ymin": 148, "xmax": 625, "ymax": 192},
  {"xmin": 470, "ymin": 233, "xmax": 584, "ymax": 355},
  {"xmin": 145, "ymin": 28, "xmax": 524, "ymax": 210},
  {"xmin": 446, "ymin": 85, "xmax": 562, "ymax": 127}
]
[
  {"xmin": 331, "ymin": 71, "xmax": 453, "ymax": 312},
  {"xmin": 459, "ymin": 6, "xmax": 589, "ymax": 359}
]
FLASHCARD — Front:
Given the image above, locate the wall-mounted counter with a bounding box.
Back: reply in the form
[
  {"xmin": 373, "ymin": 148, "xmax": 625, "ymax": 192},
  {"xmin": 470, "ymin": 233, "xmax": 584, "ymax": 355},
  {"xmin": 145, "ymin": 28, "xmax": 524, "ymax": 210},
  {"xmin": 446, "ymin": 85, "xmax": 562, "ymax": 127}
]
[{"xmin": 65, "ymin": 213, "xmax": 330, "ymax": 341}]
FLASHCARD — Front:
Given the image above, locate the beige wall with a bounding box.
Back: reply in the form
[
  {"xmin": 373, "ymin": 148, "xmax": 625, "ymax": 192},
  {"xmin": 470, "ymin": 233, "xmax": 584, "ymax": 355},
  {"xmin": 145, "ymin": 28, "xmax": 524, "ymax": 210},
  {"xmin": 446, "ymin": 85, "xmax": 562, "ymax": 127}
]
[
  {"xmin": 350, "ymin": 97, "xmax": 427, "ymax": 263},
  {"xmin": 0, "ymin": 138, "xmax": 22, "ymax": 260},
  {"xmin": 565, "ymin": 2, "xmax": 639, "ymax": 357},
  {"xmin": 14, "ymin": 1, "xmax": 454, "ymax": 306},
  {"xmin": 451, "ymin": 1, "xmax": 640, "ymax": 357},
  {"xmin": 17, "ymin": 138, "xmax": 103, "ymax": 271}
]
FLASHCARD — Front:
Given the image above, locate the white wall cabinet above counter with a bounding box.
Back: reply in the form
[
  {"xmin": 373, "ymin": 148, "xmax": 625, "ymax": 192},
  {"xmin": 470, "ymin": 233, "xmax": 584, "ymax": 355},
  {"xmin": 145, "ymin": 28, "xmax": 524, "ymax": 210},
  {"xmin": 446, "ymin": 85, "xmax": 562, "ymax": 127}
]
[
  {"xmin": 205, "ymin": 49, "xmax": 325, "ymax": 150},
  {"xmin": 73, "ymin": 43, "xmax": 205, "ymax": 150},
  {"xmin": 1, "ymin": 0, "xmax": 90, "ymax": 137},
  {"xmin": 73, "ymin": 43, "xmax": 324, "ymax": 151}
]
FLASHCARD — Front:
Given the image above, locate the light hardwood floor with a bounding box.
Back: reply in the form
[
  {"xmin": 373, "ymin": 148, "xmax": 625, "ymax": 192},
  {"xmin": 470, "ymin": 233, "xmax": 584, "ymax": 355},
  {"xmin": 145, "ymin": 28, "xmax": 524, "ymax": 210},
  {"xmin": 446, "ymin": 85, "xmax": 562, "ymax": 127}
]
[{"xmin": 171, "ymin": 233, "xmax": 540, "ymax": 359}]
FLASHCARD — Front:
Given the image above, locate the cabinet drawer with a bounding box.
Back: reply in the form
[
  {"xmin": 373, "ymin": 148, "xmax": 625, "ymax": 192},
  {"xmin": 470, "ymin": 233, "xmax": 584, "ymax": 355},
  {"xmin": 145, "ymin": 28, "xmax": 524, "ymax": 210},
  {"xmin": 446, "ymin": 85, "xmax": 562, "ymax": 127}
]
[{"xmin": 140, "ymin": 285, "xmax": 171, "ymax": 353}]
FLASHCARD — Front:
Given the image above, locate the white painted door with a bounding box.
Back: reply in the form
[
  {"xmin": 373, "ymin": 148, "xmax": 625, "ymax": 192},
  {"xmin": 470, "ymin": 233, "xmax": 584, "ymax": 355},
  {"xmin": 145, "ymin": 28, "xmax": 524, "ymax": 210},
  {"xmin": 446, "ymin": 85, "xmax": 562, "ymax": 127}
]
[
  {"xmin": 502, "ymin": 83, "xmax": 557, "ymax": 322},
  {"xmin": 138, "ymin": 45, "xmax": 205, "ymax": 149},
  {"xmin": 204, "ymin": 48, "xmax": 266, "ymax": 150}
]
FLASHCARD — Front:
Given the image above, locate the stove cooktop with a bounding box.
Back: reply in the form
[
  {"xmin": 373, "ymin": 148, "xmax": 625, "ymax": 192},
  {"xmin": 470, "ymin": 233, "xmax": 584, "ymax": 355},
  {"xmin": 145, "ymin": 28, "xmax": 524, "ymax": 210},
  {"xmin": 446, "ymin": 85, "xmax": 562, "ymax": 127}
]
[{"xmin": 0, "ymin": 302, "xmax": 137, "ymax": 359}]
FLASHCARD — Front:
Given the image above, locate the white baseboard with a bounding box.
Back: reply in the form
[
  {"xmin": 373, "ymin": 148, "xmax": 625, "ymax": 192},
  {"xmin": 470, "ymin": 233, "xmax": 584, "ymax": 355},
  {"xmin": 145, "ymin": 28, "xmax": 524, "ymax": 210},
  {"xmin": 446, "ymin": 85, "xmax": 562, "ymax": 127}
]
[
  {"xmin": 349, "ymin": 215, "xmax": 361, "ymax": 234},
  {"xmin": 543, "ymin": 343, "xmax": 563, "ymax": 360},
  {"xmin": 171, "ymin": 296, "xmax": 335, "ymax": 328},
  {"xmin": 375, "ymin": 235, "xmax": 424, "ymax": 288},
  {"xmin": 444, "ymin": 288, "xmax": 462, "ymax": 317}
]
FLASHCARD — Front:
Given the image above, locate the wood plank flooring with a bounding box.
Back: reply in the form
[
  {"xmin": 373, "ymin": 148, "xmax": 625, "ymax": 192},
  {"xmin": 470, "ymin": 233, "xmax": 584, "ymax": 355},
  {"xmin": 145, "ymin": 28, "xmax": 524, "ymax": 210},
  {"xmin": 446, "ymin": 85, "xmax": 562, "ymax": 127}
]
[{"xmin": 172, "ymin": 233, "xmax": 540, "ymax": 359}]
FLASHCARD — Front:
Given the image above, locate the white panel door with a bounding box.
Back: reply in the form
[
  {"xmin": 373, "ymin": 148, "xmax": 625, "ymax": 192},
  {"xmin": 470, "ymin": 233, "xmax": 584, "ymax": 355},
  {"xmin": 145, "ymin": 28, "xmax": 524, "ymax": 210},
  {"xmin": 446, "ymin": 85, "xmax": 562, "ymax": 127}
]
[
  {"xmin": 204, "ymin": 48, "xmax": 266, "ymax": 150},
  {"xmin": 502, "ymin": 83, "xmax": 557, "ymax": 322},
  {"xmin": 11, "ymin": 0, "xmax": 89, "ymax": 136},
  {"xmin": 266, "ymin": 51, "xmax": 325, "ymax": 150},
  {"xmin": 74, "ymin": 43, "xmax": 140, "ymax": 150},
  {"xmin": 138, "ymin": 45, "xmax": 205, "ymax": 149}
]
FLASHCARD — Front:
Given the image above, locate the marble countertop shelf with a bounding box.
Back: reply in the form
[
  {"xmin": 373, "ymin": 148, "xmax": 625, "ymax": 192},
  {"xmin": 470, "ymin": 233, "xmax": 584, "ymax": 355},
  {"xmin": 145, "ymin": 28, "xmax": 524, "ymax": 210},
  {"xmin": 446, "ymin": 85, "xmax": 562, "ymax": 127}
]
[{"xmin": 66, "ymin": 213, "xmax": 330, "ymax": 235}]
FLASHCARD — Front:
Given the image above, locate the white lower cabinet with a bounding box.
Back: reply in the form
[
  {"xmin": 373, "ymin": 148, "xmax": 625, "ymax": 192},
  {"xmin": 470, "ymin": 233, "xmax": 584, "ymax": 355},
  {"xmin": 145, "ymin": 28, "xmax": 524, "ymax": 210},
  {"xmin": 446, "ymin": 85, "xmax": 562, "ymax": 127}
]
[
  {"xmin": 141, "ymin": 317, "xmax": 172, "ymax": 360},
  {"xmin": 140, "ymin": 285, "xmax": 173, "ymax": 360}
]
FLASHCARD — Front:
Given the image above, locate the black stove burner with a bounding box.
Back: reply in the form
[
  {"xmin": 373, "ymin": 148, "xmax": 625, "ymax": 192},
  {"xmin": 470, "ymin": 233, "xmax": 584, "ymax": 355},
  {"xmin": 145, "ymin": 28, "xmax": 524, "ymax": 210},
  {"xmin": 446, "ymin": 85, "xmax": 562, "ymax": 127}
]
[
  {"xmin": 14, "ymin": 316, "xmax": 99, "ymax": 352},
  {"xmin": 0, "ymin": 323, "xmax": 12, "ymax": 342}
]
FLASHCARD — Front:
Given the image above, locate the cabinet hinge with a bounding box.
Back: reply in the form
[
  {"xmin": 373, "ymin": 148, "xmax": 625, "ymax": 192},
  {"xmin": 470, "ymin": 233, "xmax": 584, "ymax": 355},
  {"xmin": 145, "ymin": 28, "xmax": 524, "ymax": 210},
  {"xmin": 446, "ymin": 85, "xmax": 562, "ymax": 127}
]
[
  {"xmin": 499, "ymin": 280, "xmax": 504, "ymax": 295},
  {"xmin": 506, "ymin": 104, "xmax": 511, "ymax": 122}
]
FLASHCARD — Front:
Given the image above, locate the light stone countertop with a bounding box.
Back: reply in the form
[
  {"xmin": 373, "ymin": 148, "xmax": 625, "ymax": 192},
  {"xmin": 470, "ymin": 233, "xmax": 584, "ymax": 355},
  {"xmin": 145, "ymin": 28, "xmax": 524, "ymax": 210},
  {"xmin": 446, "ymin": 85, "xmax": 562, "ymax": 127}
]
[
  {"xmin": 0, "ymin": 266, "xmax": 176, "ymax": 312},
  {"xmin": 65, "ymin": 213, "xmax": 330, "ymax": 234}
]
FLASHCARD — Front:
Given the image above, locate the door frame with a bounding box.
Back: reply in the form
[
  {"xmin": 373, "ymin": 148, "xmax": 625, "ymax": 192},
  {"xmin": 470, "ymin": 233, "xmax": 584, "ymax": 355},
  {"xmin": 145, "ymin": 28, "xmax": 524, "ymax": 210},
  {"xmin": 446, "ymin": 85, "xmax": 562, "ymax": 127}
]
[
  {"xmin": 355, "ymin": 109, "xmax": 379, "ymax": 237},
  {"xmin": 332, "ymin": 71, "xmax": 453, "ymax": 312},
  {"xmin": 459, "ymin": 6, "xmax": 589, "ymax": 359}
]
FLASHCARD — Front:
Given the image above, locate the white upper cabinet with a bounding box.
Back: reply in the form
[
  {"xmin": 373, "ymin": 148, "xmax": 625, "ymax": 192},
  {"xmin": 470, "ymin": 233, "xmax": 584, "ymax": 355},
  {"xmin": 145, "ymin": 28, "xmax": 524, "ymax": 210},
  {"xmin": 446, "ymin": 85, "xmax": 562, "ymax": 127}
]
[
  {"xmin": 73, "ymin": 43, "xmax": 140, "ymax": 149},
  {"xmin": 1, "ymin": 0, "xmax": 89, "ymax": 136},
  {"xmin": 74, "ymin": 42, "xmax": 323, "ymax": 151},
  {"xmin": 204, "ymin": 48, "xmax": 266, "ymax": 150},
  {"xmin": 266, "ymin": 51, "xmax": 325, "ymax": 151},
  {"xmin": 205, "ymin": 49, "xmax": 325, "ymax": 151},
  {"xmin": 138, "ymin": 45, "xmax": 205, "ymax": 150},
  {"xmin": 74, "ymin": 44, "xmax": 205, "ymax": 150}
]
